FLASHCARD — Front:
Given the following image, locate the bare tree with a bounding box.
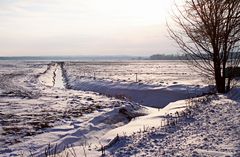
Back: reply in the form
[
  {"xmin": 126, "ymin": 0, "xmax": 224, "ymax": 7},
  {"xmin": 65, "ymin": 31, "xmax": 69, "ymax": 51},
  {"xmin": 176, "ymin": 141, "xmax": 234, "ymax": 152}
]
[{"xmin": 168, "ymin": 0, "xmax": 240, "ymax": 93}]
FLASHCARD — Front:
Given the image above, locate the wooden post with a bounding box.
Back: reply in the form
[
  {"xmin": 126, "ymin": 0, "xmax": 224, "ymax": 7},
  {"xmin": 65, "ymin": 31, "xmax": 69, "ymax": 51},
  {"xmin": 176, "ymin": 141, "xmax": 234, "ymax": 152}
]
[{"xmin": 135, "ymin": 73, "xmax": 138, "ymax": 82}]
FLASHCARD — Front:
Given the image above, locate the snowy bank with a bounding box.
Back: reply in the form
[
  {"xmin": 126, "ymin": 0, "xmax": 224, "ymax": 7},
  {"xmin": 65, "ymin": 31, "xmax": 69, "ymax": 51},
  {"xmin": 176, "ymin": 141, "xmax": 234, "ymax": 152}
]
[
  {"xmin": 55, "ymin": 90, "xmax": 240, "ymax": 157},
  {"xmin": 106, "ymin": 92, "xmax": 240, "ymax": 157},
  {"xmin": 68, "ymin": 77, "xmax": 211, "ymax": 108}
]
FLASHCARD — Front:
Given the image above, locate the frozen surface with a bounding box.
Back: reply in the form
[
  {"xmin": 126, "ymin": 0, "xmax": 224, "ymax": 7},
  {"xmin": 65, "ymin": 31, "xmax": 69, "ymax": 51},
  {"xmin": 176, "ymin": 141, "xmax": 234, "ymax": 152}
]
[{"xmin": 54, "ymin": 66, "xmax": 65, "ymax": 89}]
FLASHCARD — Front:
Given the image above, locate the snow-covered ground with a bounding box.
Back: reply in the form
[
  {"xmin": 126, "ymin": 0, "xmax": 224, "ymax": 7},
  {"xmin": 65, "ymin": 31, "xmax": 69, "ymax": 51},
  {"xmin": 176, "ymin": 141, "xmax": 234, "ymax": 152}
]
[
  {"xmin": 0, "ymin": 60, "xmax": 239, "ymax": 157},
  {"xmin": 106, "ymin": 93, "xmax": 240, "ymax": 157},
  {"xmin": 0, "ymin": 61, "xmax": 147, "ymax": 156},
  {"xmin": 55, "ymin": 90, "xmax": 240, "ymax": 157},
  {"xmin": 63, "ymin": 61, "xmax": 211, "ymax": 107}
]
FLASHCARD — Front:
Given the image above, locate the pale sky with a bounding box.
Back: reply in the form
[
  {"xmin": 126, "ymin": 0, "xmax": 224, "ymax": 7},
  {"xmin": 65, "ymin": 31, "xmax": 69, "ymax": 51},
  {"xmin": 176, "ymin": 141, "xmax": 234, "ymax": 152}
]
[{"xmin": 0, "ymin": 0, "xmax": 178, "ymax": 56}]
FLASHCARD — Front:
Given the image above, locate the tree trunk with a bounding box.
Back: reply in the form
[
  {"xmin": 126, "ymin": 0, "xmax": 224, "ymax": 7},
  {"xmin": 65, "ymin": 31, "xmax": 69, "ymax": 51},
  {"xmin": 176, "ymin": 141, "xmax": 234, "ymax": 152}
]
[
  {"xmin": 214, "ymin": 61, "xmax": 226, "ymax": 93},
  {"xmin": 215, "ymin": 75, "xmax": 225, "ymax": 93}
]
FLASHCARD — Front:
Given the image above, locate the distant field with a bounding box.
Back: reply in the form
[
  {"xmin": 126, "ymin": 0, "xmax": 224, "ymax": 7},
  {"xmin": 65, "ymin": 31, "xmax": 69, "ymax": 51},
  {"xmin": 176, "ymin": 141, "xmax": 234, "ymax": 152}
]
[{"xmin": 64, "ymin": 60, "xmax": 202, "ymax": 85}]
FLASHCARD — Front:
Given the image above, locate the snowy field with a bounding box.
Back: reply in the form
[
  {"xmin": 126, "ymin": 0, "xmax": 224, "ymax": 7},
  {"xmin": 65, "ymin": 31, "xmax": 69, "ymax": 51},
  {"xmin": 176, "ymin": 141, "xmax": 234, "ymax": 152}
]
[
  {"xmin": 64, "ymin": 61, "xmax": 202, "ymax": 86},
  {"xmin": 0, "ymin": 60, "xmax": 239, "ymax": 157},
  {"xmin": 64, "ymin": 61, "xmax": 210, "ymax": 107}
]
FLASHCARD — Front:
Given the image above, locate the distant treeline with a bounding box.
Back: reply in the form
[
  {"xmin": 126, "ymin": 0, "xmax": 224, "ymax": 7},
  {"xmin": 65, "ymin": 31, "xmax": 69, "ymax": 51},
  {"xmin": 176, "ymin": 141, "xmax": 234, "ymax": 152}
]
[
  {"xmin": 148, "ymin": 54, "xmax": 186, "ymax": 60},
  {"xmin": 148, "ymin": 52, "xmax": 239, "ymax": 60}
]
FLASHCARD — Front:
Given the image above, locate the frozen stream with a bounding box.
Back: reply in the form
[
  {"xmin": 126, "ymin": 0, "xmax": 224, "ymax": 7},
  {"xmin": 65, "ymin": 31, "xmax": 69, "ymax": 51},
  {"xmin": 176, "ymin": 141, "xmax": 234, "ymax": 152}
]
[
  {"xmin": 39, "ymin": 63, "xmax": 65, "ymax": 89},
  {"xmin": 53, "ymin": 66, "xmax": 65, "ymax": 89}
]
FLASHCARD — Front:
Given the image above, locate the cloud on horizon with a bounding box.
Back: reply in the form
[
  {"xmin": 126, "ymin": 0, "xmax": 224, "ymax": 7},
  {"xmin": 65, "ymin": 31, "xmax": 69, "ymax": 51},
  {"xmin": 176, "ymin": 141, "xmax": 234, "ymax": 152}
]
[{"xmin": 0, "ymin": 0, "xmax": 178, "ymax": 56}]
